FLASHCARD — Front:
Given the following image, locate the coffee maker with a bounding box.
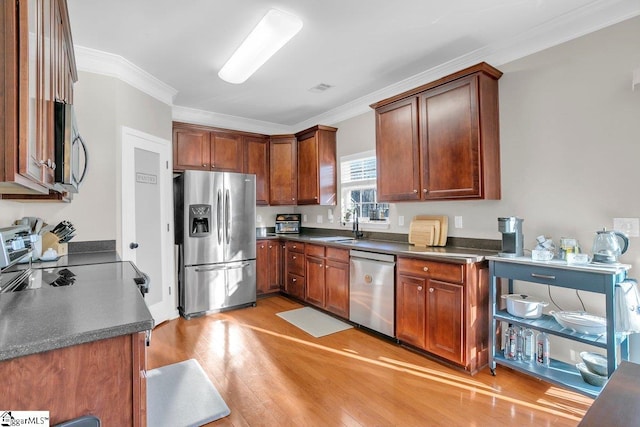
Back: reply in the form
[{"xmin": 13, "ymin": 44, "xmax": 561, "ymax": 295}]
[{"xmin": 498, "ymin": 217, "xmax": 524, "ymax": 257}]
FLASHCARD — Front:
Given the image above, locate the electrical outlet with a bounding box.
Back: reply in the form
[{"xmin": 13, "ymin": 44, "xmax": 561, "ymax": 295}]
[
  {"xmin": 327, "ymin": 209, "xmax": 334, "ymax": 223},
  {"xmin": 317, "ymin": 215, "xmax": 323, "ymax": 224},
  {"xmin": 455, "ymin": 216, "xmax": 463, "ymax": 229},
  {"xmin": 614, "ymin": 218, "xmax": 640, "ymax": 237},
  {"xmin": 303, "ymin": 214, "xmax": 308, "ymax": 222},
  {"xmin": 256, "ymin": 214, "xmax": 262, "ymax": 223},
  {"xmin": 398, "ymin": 216, "xmax": 404, "ymax": 226}
]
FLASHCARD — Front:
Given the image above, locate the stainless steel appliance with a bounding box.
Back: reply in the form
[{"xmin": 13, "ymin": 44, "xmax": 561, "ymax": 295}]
[
  {"xmin": 498, "ymin": 216, "xmax": 524, "ymax": 257},
  {"xmin": 174, "ymin": 170, "xmax": 256, "ymax": 318},
  {"xmin": 0, "ymin": 225, "xmax": 33, "ymax": 269},
  {"xmin": 275, "ymin": 213, "xmax": 301, "ymax": 234},
  {"xmin": 349, "ymin": 250, "xmax": 396, "ymax": 337},
  {"xmin": 54, "ymin": 100, "xmax": 88, "ymax": 193}
]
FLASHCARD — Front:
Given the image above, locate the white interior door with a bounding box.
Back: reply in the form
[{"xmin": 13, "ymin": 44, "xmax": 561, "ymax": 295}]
[{"xmin": 121, "ymin": 126, "xmax": 177, "ymax": 324}]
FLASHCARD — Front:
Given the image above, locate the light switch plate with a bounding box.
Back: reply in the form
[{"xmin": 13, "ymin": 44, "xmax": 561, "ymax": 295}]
[
  {"xmin": 454, "ymin": 216, "xmax": 463, "ymax": 228},
  {"xmin": 613, "ymin": 218, "xmax": 640, "ymax": 237},
  {"xmin": 303, "ymin": 214, "xmax": 308, "ymax": 222},
  {"xmin": 398, "ymin": 216, "xmax": 404, "ymax": 226}
]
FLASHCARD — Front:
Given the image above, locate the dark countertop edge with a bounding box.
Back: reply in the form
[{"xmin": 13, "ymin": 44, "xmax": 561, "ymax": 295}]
[
  {"xmin": 0, "ymin": 319, "xmax": 154, "ymax": 362},
  {"xmin": 257, "ymin": 234, "xmax": 498, "ymax": 263}
]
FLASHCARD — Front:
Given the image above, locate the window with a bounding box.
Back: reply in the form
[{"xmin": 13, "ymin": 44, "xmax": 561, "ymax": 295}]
[{"xmin": 340, "ymin": 151, "xmax": 389, "ymax": 225}]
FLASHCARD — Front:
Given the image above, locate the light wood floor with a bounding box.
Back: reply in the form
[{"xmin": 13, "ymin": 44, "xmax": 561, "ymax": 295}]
[{"xmin": 147, "ymin": 296, "xmax": 592, "ymax": 426}]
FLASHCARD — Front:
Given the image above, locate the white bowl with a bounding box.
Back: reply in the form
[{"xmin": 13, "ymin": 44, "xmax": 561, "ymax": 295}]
[
  {"xmin": 502, "ymin": 294, "xmax": 548, "ymax": 319},
  {"xmin": 576, "ymin": 362, "xmax": 608, "ymax": 387},
  {"xmin": 580, "ymin": 351, "xmax": 608, "ymax": 376},
  {"xmin": 550, "ymin": 311, "xmax": 607, "ymax": 335}
]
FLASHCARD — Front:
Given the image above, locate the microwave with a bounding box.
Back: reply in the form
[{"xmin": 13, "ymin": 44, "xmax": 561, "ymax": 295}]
[{"xmin": 54, "ymin": 100, "xmax": 88, "ymax": 193}]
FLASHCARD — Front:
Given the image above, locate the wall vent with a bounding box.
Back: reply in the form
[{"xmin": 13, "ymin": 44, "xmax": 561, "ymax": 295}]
[{"xmin": 308, "ymin": 83, "xmax": 333, "ymax": 93}]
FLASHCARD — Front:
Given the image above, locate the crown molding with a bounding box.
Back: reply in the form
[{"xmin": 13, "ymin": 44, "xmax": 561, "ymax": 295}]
[
  {"xmin": 172, "ymin": 106, "xmax": 293, "ymax": 135},
  {"xmin": 74, "ymin": 45, "xmax": 178, "ymax": 106}
]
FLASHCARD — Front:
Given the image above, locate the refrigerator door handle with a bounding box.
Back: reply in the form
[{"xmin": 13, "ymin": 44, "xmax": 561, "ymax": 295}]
[
  {"xmin": 225, "ymin": 189, "xmax": 231, "ymax": 244},
  {"xmin": 216, "ymin": 189, "xmax": 223, "ymax": 244},
  {"xmin": 195, "ymin": 262, "xmax": 251, "ymax": 272}
]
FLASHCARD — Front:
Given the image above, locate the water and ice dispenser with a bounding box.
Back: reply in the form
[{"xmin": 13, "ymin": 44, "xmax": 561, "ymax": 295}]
[{"xmin": 189, "ymin": 204, "xmax": 211, "ymax": 237}]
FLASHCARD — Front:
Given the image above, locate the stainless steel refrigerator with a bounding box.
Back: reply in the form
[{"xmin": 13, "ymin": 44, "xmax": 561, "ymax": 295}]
[{"xmin": 174, "ymin": 170, "xmax": 256, "ymax": 318}]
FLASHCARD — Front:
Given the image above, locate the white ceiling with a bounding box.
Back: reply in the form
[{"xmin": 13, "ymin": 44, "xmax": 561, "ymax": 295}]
[{"xmin": 66, "ymin": 0, "xmax": 639, "ymax": 133}]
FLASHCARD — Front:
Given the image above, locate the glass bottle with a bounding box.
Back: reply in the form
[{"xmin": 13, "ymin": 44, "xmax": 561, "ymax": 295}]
[
  {"xmin": 522, "ymin": 328, "xmax": 535, "ymax": 362},
  {"xmin": 516, "ymin": 327, "xmax": 524, "ymax": 360},
  {"xmin": 535, "ymin": 332, "xmax": 550, "ymax": 367},
  {"xmin": 504, "ymin": 324, "xmax": 518, "ymax": 360}
]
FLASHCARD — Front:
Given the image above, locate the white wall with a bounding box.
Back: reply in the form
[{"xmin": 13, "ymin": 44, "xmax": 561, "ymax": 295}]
[{"xmin": 0, "ymin": 71, "xmax": 172, "ymax": 248}]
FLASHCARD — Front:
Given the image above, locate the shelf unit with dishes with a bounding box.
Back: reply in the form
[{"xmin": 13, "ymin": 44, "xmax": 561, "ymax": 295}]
[{"xmin": 488, "ymin": 256, "xmax": 632, "ymax": 398}]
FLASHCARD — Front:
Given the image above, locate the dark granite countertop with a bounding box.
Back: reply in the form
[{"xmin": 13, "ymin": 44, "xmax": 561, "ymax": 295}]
[
  {"xmin": 11, "ymin": 250, "xmax": 121, "ymax": 271},
  {"xmin": 0, "ymin": 260, "xmax": 154, "ymax": 361},
  {"xmin": 258, "ymin": 233, "xmax": 498, "ymax": 263}
]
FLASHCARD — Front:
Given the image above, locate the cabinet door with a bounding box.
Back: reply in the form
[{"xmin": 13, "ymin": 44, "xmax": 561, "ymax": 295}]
[
  {"xmin": 285, "ymin": 273, "xmax": 304, "ymax": 299},
  {"xmin": 375, "ymin": 97, "xmax": 421, "ymax": 201},
  {"xmin": 426, "ymin": 279, "xmax": 464, "ymax": 364},
  {"xmin": 420, "ymin": 76, "xmax": 481, "ymax": 199},
  {"xmin": 210, "ymin": 131, "xmax": 243, "ymax": 172},
  {"xmin": 244, "ymin": 135, "xmax": 269, "ymax": 205},
  {"xmin": 267, "ymin": 241, "xmax": 282, "ymax": 292},
  {"xmin": 325, "ymin": 260, "xmax": 349, "ymax": 318},
  {"xmin": 305, "ymin": 256, "xmax": 325, "ymax": 307},
  {"xmin": 269, "ymin": 136, "xmax": 297, "ymax": 205},
  {"xmin": 396, "ymin": 273, "xmax": 427, "ymax": 348},
  {"xmin": 256, "ymin": 241, "xmax": 269, "ymax": 295},
  {"xmin": 296, "ymin": 133, "xmax": 319, "ymax": 204},
  {"xmin": 173, "ymin": 127, "xmax": 210, "ymax": 170}
]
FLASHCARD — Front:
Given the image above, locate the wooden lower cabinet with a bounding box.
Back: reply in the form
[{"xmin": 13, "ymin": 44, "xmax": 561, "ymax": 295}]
[
  {"xmin": 0, "ymin": 332, "xmax": 147, "ymax": 426},
  {"xmin": 396, "ymin": 257, "xmax": 488, "ymax": 373},
  {"xmin": 304, "ymin": 244, "xmax": 349, "ymax": 318},
  {"xmin": 256, "ymin": 239, "xmax": 282, "ymax": 295}
]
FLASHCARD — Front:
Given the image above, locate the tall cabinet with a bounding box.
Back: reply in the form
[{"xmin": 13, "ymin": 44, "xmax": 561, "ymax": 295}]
[
  {"xmin": 372, "ymin": 62, "xmax": 502, "ymax": 202},
  {"xmin": 1, "ymin": 0, "xmax": 77, "ymax": 195}
]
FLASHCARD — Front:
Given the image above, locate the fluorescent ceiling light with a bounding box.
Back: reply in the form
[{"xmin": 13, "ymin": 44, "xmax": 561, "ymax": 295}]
[{"xmin": 218, "ymin": 9, "xmax": 303, "ymax": 84}]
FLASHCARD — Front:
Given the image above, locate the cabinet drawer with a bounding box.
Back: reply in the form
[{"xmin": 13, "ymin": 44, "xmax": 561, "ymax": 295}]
[
  {"xmin": 326, "ymin": 247, "xmax": 349, "ymax": 262},
  {"xmin": 286, "ymin": 241, "xmax": 305, "ymax": 253},
  {"xmin": 287, "ymin": 252, "xmax": 305, "ymax": 276},
  {"xmin": 398, "ymin": 257, "xmax": 464, "ymax": 284},
  {"xmin": 492, "ymin": 262, "xmax": 611, "ymax": 293},
  {"xmin": 305, "ymin": 244, "xmax": 325, "ymax": 258}
]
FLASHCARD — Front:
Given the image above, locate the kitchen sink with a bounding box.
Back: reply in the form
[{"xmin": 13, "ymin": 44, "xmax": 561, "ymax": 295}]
[{"xmin": 307, "ymin": 236, "xmax": 355, "ymax": 242}]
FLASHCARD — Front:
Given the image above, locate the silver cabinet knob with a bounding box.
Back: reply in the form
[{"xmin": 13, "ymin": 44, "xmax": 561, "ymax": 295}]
[
  {"xmin": 423, "ymin": 266, "xmax": 429, "ymax": 272},
  {"xmin": 413, "ymin": 189, "xmax": 418, "ymax": 193},
  {"xmin": 429, "ymin": 288, "xmax": 434, "ymax": 293},
  {"xmin": 417, "ymin": 286, "xmax": 423, "ymax": 291},
  {"xmin": 423, "ymin": 189, "xmax": 428, "ymax": 193}
]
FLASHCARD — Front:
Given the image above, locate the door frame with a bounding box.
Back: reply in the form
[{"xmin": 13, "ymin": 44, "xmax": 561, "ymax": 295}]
[{"xmin": 121, "ymin": 126, "xmax": 178, "ymax": 323}]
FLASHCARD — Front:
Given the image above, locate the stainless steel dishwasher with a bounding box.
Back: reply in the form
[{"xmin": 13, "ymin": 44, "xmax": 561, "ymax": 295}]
[{"xmin": 349, "ymin": 250, "xmax": 396, "ymax": 337}]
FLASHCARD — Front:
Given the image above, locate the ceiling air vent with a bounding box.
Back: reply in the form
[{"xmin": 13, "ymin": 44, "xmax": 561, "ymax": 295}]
[{"xmin": 308, "ymin": 83, "xmax": 333, "ymax": 93}]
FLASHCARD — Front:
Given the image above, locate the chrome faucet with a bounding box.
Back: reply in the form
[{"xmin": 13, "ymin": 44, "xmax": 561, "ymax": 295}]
[{"xmin": 352, "ymin": 205, "xmax": 364, "ymax": 239}]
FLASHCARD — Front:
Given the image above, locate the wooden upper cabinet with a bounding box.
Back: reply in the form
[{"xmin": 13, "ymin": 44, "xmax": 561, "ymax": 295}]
[
  {"xmin": 375, "ymin": 97, "xmax": 421, "ymax": 201},
  {"xmin": 173, "ymin": 126, "xmax": 210, "ymax": 171},
  {"xmin": 269, "ymin": 135, "xmax": 297, "ymax": 205},
  {"xmin": 172, "ymin": 122, "xmax": 255, "ymax": 174},
  {"xmin": 295, "ymin": 125, "xmax": 337, "ymax": 205},
  {"xmin": 244, "ymin": 135, "xmax": 269, "ymax": 205},
  {"xmin": 372, "ymin": 62, "xmax": 502, "ymax": 202},
  {"xmin": 210, "ymin": 131, "xmax": 243, "ymax": 172},
  {"xmin": 1, "ymin": 0, "xmax": 77, "ymax": 195}
]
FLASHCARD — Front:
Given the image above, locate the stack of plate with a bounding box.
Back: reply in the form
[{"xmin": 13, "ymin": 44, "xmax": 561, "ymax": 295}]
[{"xmin": 408, "ymin": 215, "xmax": 448, "ymax": 247}]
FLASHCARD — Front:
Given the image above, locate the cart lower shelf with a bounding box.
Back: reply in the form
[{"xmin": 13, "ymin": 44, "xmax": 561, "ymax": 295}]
[{"xmin": 492, "ymin": 353, "xmax": 603, "ymax": 398}]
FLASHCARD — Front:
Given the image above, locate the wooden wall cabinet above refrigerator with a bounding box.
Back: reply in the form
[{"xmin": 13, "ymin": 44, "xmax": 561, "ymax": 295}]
[
  {"xmin": 1, "ymin": 0, "xmax": 77, "ymax": 196},
  {"xmin": 295, "ymin": 125, "xmax": 337, "ymax": 206},
  {"xmin": 172, "ymin": 122, "xmax": 245, "ymax": 173},
  {"xmin": 372, "ymin": 62, "xmax": 502, "ymax": 202}
]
